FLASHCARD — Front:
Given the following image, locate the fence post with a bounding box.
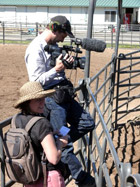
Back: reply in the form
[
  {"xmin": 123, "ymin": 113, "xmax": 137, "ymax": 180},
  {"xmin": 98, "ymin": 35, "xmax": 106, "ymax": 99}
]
[
  {"xmin": 2, "ymin": 22, "xmax": 5, "ymax": 44},
  {"xmin": 20, "ymin": 22, "xmax": 22, "ymax": 43},
  {"xmin": 131, "ymin": 29, "xmax": 132, "ymax": 46},
  {"xmin": 36, "ymin": 22, "xmax": 38, "ymax": 36},
  {"xmin": 0, "ymin": 129, "xmax": 5, "ymax": 187},
  {"xmin": 111, "ymin": 25, "xmax": 114, "ymax": 49}
]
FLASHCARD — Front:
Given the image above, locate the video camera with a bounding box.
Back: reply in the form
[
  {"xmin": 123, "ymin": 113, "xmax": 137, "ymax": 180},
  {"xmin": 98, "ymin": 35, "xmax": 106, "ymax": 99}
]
[{"xmin": 44, "ymin": 38, "xmax": 86, "ymax": 69}]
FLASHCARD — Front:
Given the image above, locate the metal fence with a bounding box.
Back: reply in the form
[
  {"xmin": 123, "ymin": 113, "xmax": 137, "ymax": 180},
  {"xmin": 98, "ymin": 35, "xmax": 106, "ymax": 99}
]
[
  {"xmin": 0, "ymin": 22, "xmax": 140, "ymax": 47},
  {"xmin": 113, "ymin": 50, "xmax": 140, "ymax": 128},
  {"xmin": 70, "ymin": 49, "xmax": 140, "ymax": 187}
]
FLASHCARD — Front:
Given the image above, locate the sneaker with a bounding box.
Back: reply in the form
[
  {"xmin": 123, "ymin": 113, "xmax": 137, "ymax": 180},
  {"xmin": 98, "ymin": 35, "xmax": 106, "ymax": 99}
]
[{"xmin": 76, "ymin": 171, "xmax": 96, "ymax": 187}]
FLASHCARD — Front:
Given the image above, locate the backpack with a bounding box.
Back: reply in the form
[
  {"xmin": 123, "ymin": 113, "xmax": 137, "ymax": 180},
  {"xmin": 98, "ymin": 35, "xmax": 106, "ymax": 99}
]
[{"xmin": 3, "ymin": 113, "xmax": 46, "ymax": 185}]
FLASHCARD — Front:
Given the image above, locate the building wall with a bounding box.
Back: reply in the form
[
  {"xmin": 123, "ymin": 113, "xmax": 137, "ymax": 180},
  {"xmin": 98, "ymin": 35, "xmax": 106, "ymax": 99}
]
[
  {"xmin": 0, "ymin": 5, "xmax": 118, "ymax": 25},
  {"xmin": 94, "ymin": 7, "xmax": 117, "ymax": 24},
  {"xmin": 0, "ymin": 6, "xmax": 88, "ymax": 24},
  {"xmin": 138, "ymin": 8, "xmax": 140, "ymax": 23},
  {"xmin": 0, "ymin": 5, "xmax": 138, "ymax": 25}
]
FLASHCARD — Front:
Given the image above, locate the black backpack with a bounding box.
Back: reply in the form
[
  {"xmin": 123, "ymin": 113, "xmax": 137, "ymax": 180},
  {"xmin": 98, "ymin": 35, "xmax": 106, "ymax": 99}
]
[{"xmin": 3, "ymin": 114, "xmax": 47, "ymax": 186}]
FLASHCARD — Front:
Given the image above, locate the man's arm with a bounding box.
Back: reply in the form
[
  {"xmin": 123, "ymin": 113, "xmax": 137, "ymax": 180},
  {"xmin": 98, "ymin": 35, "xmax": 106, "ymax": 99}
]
[{"xmin": 25, "ymin": 49, "xmax": 62, "ymax": 87}]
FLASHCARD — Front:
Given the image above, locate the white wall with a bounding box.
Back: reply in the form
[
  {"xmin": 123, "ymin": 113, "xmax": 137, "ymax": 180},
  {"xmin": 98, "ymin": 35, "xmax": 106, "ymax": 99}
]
[
  {"xmin": 16, "ymin": 7, "xmax": 27, "ymax": 22},
  {"xmin": 70, "ymin": 7, "xmax": 88, "ymax": 24},
  {"xmin": 48, "ymin": 7, "xmax": 71, "ymax": 23},
  {"xmin": 94, "ymin": 8, "xmax": 105, "ymax": 24},
  {"xmin": 138, "ymin": 8, "xmax": 140, "ymax": 23},
  {"xmin": 0, "ymin": 5, "xmax": 137, "ymax": 26},
  {"xmin": 0, "ymin": 6, "xmax": 17, "ymax": 22},
  {"xmin": 93, "ymin": 7, "xmax": 117, "ymax": 25},
  {"xmin": 0, "ymin": 5, "xmax": 99, "ymax": 25}
]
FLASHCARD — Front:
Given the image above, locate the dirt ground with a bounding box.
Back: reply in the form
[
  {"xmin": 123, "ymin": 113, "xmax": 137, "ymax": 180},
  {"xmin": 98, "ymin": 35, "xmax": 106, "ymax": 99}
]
[{"xmin": 0, "ymin": 44, "xmax": 139, "ymax": 186}]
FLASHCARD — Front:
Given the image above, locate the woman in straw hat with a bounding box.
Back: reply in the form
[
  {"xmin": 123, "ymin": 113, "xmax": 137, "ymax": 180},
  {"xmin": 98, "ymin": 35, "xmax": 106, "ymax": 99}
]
[{"xmin": 14, "ymin": 81, "xmax": 68, "ymax": 187}]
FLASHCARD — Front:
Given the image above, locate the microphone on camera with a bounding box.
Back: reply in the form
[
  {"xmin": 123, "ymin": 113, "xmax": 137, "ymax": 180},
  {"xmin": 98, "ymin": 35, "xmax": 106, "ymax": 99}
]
[
  {"xmin": 81, "ymin": 38, "xmax": 106, "ymax": 52},
  {"xmin": 71, "ymin": 38, "xmax": 106, "ymax": 52}
]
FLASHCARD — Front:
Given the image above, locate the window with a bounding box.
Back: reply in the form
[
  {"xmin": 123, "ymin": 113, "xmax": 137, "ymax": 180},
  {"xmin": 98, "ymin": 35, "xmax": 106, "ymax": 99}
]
[{"xmin": 105, "ymin": 11, "xmax": 116, "ymax": 22}]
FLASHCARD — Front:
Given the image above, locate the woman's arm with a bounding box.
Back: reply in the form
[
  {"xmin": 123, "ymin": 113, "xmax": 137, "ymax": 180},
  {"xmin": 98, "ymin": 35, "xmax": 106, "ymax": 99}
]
[{"xmin": 41, "ymin": 133, "xmax": 68, "ymax": 165}]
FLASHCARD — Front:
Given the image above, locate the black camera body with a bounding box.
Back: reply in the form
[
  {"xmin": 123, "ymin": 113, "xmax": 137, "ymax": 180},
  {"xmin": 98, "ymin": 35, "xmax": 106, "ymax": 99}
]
[{"xmin": 44, "ymin": 39, "xmax": 86, "ymax": 69}]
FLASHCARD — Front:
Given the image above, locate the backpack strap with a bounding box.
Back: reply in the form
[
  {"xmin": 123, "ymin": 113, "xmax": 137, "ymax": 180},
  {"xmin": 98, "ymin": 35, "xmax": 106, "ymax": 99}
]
[
  {"xmin": 41, "ymin": 152, "xmax": 47, "ymax": 187},
  {"xmin": 11, "ymin": 114, "xmax": 43, "ymax": 131},
  {"xmin": 11, "ymin": 113, "xmax": 20, "ymax": 128},
  {"xmin": 25, "ymin": 116, "xmax": 44, "ymax": 132}
]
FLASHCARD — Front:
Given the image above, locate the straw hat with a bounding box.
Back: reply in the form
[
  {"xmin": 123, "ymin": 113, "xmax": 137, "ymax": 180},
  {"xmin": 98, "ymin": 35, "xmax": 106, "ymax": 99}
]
[{"xmin": 14, "ymin": 81, "xmax": 55, "ymax": 108}]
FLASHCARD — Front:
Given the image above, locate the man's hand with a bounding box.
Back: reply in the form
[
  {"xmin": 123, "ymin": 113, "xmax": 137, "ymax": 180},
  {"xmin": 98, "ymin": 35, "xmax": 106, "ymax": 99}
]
[
  {"xmin": 55, "ymin": 53, "xmax": 74, "ymax": 72},
  {"xmin": 63, "ymin": 54, "xmax": 74, "ymax": 69},
  {"xmin": 55, "ymin": 54, "xmax": 65, "ymax": 72}
]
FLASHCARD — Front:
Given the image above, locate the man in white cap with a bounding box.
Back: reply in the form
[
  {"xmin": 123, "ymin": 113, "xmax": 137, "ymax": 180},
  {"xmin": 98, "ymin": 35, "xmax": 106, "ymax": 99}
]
[{"xmin": 25, "ymin": 15, "xmax": 96, "ymax": 187}]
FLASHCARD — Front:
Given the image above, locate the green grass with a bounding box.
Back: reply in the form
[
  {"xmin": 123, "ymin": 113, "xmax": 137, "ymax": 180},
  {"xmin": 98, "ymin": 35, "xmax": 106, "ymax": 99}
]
[
  {"xmin": 107, "ymin": 43, "xmax": 140, "ymax": 49},
  {"xmin": 0, "ymin": 40, "xmax": 32, "ymax": 44},
  {"xmin": 0, "ymin": 40, "xmax": 140, "ymax": 49},
  {"xmin": 0, "ymin": 40, "xmax": 71, "ymax": 45}
]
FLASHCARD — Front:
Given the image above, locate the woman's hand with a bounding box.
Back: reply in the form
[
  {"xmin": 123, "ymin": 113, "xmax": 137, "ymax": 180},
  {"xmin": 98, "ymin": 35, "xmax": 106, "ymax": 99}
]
[{"xmin": 58, "ymin": 135, "xmax": 69, "ymax": 148}]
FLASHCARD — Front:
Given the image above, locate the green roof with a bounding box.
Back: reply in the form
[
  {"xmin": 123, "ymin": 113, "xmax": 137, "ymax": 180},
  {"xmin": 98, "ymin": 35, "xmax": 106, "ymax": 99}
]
[
  {"xmin": 0, "ymin": 0, "xmax": 140, "ymax": 8},
  {"xmin": 97, "ymin": 0, "xmax": 140, "ymax": 7},
  {"xmin": 0, "ymin": 0, "xmax": 89, "ymax": 7}
]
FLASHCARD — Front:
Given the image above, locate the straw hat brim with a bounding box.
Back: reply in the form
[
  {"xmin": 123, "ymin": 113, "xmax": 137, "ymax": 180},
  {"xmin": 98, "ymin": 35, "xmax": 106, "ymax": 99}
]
[{"xmin": 14, "ymin": 89, "xmax": 55, "ymax": 108}]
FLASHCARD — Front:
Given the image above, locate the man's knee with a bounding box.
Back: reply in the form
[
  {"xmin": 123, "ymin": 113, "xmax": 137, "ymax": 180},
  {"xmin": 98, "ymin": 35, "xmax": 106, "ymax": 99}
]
[{"xmin": 44, "ymin": 97, "xmax": 67, "ymax": 130}]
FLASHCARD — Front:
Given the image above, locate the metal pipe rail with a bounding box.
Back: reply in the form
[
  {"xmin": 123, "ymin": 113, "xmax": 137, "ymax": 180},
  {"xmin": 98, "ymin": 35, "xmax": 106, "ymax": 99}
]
[
  {"xmin": 87, "ymin": 82, "xmax": 131, "ymax": 187},
  {"xmin": 114, "ymin": 50, "xmax": 140, "ymax": 128},
  {"xmin": 0, "ymin": 117, "xmax": 15, "ymax": 187}
]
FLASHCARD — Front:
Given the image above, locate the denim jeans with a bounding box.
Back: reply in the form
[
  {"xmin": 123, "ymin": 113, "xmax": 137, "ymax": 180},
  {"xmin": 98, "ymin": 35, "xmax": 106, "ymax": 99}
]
[{"xmin": 45, "ymin": 97, "xmax": 95, "ymax": 181}]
